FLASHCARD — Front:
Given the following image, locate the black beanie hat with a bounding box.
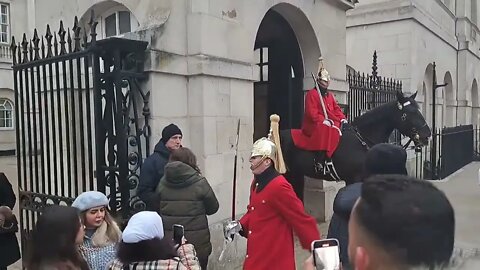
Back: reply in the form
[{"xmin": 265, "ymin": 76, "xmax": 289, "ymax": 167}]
[
  {"xmin": 365, "ymin": 143, "xmax": 408, "ymax": 176},
  {"xmin": 161, "ymin": 124, "xmax": 182, "ymax": 143}
]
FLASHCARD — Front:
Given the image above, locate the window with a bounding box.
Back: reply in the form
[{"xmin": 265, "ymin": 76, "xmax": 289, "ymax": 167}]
[
  {"xmin": 0, "ymin": 3, "xmax": 9, "ymax": 43},
  {"xmin": 0, "ymin": 98, "xmax": 13, "ymax": 129},
  {"xmin": 104, "ymin": 11, "xmax": 132, "ymax": 37},
  {"xmin": 255, "ymin": 47, "xmax": 269, "ymax": 82}
]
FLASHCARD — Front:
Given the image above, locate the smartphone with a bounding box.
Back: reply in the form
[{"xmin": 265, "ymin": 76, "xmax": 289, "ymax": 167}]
[
  {"xmin": 311, "ymin": 239, "xmax": 340, "ymax": 270},
  {"xmin": 173, "ymin": 224, "xmax": 184, "ymax": 245}
]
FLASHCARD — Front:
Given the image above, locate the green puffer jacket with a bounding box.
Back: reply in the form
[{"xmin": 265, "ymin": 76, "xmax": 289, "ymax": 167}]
[{"xmin": 155, "ymin": 161, "xmax": 219, "ymax": 261}]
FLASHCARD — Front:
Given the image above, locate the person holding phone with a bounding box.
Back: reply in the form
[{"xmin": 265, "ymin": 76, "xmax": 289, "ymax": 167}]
[
  {"xmin": 224, "ymin": 133, "xmax": 320, "ymax": 270},
  {"xmin": 156, "ymin": 147, "xmax": 219, "ymax": 270},
  {"xmin": 107, "ymin": 211, "xmax": 201, "ymax": 270}
]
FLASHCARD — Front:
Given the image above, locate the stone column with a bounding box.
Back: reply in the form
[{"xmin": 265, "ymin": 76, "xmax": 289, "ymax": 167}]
[{"xmin": 303, "ymin": 176, "xmax": 345, "ymax": 223}]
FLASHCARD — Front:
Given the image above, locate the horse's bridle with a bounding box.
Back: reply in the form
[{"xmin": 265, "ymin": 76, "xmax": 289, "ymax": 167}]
[{"xmin": 398, "ymin": 102, "xmax": 428, "ymax": 150}]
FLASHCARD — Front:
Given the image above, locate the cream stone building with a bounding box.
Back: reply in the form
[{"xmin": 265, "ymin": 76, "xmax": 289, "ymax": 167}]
[
  {"xmin": 347, "ymin": 0, "xmax": 480, "ymax": 130},
  {"xmin": 0, "ymin": 0, "xmax": 355, "ymax": 268}
]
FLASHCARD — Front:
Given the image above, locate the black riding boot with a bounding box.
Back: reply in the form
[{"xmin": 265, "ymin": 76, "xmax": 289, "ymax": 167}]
[{"xmin": 314, "ymin": 151, "xmax": 326, "ymax": 174}]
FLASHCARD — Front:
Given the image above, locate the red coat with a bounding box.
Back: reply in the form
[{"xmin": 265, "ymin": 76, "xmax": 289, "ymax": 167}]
[
  {"xmin": 291, "ymin": 88, "xmax": 346, "ymax": 157},
  {"xmin": 239, "ymin": 175, "xmax": 320, "ymax": 270}
]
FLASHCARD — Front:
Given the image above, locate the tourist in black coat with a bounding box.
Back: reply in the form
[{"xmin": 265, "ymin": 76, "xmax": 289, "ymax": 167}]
[{"xmin": 0, "ymin": 172, "xmax": 21, "ymax": 270}]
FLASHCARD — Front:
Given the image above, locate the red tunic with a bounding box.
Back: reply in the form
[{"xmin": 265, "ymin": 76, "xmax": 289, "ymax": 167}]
[
  {"xmin": 291, "ymin": 88, "xmax": 346, "ymax": 157},
  {"xmin": 239, "ymin": 175, "xmax": 320, "ymax": 270}
]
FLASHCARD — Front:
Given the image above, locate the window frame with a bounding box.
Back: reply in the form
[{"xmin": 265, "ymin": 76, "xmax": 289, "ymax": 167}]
[
  {"xmin": 255, "ymin": 47, "xmax": 269, "ymax": 82},
  {"xmin": 0, "ymin": 98, "xmax": 14, "ymax": 130},
  {"xmin": 0, "ymin": 3, "xmax": 10, "ymax": 44},
  {"xmin": 99, "ymin": 6, "xmax": 137, "ymax": 38}
]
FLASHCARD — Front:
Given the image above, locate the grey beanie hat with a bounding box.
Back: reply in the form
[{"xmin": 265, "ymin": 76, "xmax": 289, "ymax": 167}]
[{"xmin": 71, "ymin": 191, "xmax": 109, "ymax": 212}]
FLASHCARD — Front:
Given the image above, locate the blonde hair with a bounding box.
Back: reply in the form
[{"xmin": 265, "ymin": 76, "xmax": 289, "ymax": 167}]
[{"xmin": 81, "ymin": 210, "xmax": 121, "ymax": 247}]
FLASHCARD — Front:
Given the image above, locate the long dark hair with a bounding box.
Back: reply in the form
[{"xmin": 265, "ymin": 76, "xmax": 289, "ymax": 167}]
[
  {"xmin": 169, "ymin": 147, "xmax": 201, "ymax": 173},
  {"xmin": 117, "ymin": 238, "xmax": 177, "ymax": 263},
  {"xmin": 26, "ymin": 205, "xmax": 88, "ymax": 270}
]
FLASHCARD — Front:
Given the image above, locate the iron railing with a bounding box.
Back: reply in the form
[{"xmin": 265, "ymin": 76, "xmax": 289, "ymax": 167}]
[
  {"xmin": 347, "ymin": 51, "xmax": 403, "ymax": 144},
  {"xmin": 11, "ymin": 11, "xmax": 150, "ymax": 259},
  {"xmin": 417, "ymin": 125, "xmax": 477, "ymax": 180}
]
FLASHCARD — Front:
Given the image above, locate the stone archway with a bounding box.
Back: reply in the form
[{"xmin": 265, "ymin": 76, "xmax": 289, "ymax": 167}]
[
  {"xmin": 422, "ymin": 64, "xmax": 434, "ymax": 126},
  {"xmin": 253, "ymin": 3, "xmax": 320, "ymax": 140},
  {"xmin": 443, "ymin": 72, "xmax": 454, "ymax": 127},
  {"xmin": 471, "ymin": 79, "xmax": 479, "ymax": 126}
]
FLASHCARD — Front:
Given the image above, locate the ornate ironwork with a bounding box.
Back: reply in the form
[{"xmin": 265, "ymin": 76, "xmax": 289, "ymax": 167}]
[
  {"xmin": 347, "ymin": 50, "xmax": 403, "ymax": 144},
  {"xmin": 11, "ymin": 11, "xmax": 150, "ymax": 259}
]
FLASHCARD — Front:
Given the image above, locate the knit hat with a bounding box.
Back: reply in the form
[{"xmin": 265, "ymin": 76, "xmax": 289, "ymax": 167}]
[
  {"xmin": 161, "ymin": 124, "xmax": 182, "ymax": 143},
  {"xmin": 71, "ymin": 191, "xmax": 109, "ymax": 212},
  {"xmin": 122, "ymin": 211, "xmax": 164, "ymax": 244},
  {"xmin": 365, "ymin": 143, "xmax": 408, "ymax": 176}
]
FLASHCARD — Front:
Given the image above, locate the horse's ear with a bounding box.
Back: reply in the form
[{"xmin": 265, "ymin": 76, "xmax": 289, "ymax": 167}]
[
  {"xmin": 410, "ymin": 91, "xmax": 417, "ymax": 100},
  {"xmin": 396, "ymin": 90, "xmax": 405, "ymax": 102}
]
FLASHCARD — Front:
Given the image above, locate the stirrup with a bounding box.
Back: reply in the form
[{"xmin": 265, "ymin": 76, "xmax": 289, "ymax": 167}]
[
  {"xmin": 314, "ymin": 161, "xmax": 324, "ymax": 174},
  {"xmin": 323, "ymin": 159, "xmax": 333, "ymax": 175}
]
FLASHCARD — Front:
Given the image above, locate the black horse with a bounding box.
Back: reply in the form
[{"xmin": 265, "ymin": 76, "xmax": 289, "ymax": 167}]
[{"xmin": 280, "ymin": 91, "xmax": 431, "ymax": 200}]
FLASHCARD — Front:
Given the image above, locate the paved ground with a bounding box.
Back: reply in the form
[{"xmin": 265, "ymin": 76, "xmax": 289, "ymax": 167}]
[
  {"xmin": 431, "ymin": 162, "xmax": 480, "ymax": 268},
  {"xmin": 3, "ymin": 158, "xmax": 480, "ymax": 269}
]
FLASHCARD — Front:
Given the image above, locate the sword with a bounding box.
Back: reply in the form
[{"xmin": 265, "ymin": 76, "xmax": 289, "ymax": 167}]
[
  {"xmin": 311, "ymin": 72, "xmax": 329, "ymax": 122},
  {"xmin": 231, "ymin": 118, "xmax": 241, "ymax": 220}
]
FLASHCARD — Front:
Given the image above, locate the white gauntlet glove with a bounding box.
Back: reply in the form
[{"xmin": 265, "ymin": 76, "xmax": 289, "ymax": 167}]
[
  {"xmin": 323, "ymin": 119, "xmax": 333, "ymax": 127},
  {"xmin": 224, "ymin": 220, "xmax": 242, "ymax": 242}
]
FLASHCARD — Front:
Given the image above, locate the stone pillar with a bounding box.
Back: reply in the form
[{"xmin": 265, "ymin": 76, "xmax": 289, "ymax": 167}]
[
  {"xmin": 303, "ymin": 177, "xmax": 345, "ymax": 223},
  {"xmin": 456, "ymin": 100, "xmax": 470, "ymax": 125}
]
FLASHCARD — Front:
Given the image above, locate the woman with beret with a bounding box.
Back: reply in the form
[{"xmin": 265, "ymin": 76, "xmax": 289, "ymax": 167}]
[
  {"xmin": 72, "ymin": 191, "xmax": 122, "ymax": 270},
  {"xmin": 108, "ymin": 211, "xmax": 200, "ymax": 270}
]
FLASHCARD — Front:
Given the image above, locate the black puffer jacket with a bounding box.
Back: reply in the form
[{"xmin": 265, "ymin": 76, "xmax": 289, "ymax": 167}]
[
  {"xmin": 0, "ymin": 173, "xmax": 21, "ymax": 267},
  {"xmin": 137, "ymin": 141, "xmax": 170, "ymax": 209},
  {"xmin": 156, "ymin": 161, "xmax": 219, "ymax": 262},
  {"xmin": 327, "ymin": 182, "xmax": 362, "ymax": 269}
]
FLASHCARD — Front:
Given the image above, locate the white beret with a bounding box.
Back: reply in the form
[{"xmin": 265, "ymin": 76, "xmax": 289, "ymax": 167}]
[
  {"xmin": 122, "ymin": 211, "xmax": 164, "ymax": 244},
  {"xmin": 71, "ymin": 191, "xmax": 109, "ymax": 212}
]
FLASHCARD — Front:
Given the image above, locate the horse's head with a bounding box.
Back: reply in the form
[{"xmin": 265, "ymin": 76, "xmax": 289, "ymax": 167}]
[{"xmin": 394, "ymin": 91, "xmax": 431, "ymax": 147}]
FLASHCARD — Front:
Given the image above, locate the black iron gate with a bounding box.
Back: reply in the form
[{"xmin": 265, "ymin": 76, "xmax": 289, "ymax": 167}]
[
  {"xmin": 11, "ymin": 13, "xmax": 150, "ymax": 256},
  {"xmin": 347, "ymin": 51, "xmax": 403, "ymax": 144}
]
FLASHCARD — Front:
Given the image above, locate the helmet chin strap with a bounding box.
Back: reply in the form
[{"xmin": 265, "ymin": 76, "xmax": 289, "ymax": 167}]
[{"xmin": 250, "ymin": 156, "xmax": 268, "ymax": 171}]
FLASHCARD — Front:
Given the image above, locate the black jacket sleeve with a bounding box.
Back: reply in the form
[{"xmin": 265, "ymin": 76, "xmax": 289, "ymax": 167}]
[
  {"xmin": 332, "ymin": 182, "xmax": 362, "ymax": 219},
  {"xmin": 0, "ymin": 173, "xmax": 16, "ymax": 209},
  {"xmin": 201, "ymin": 179, "xmax": 219, "ymax": 215}
]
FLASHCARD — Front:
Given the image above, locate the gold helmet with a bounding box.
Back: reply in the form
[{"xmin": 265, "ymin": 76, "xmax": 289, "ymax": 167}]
[
  {"xmin": 250, "ymin": 115, "xmax": 287, "ymax": 173},
  {"xmin": 251, "ymin": 137, "xmax": 277, "ymax": 161},
  {"xmin": 317, "ymin": 57, "xmax": 330, "ymax": 82}
]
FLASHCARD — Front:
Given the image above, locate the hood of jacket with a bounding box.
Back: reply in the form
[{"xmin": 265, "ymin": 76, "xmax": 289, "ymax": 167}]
[
  {"xmin": 154, "ymin": 141, "xmax": 170, "ymax": 159},
  {"xmin": 162, "ymin": 161, "xmax": 203, "ymax": 188}
]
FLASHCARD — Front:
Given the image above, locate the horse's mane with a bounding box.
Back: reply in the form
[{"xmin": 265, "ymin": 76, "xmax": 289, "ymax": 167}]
[
  {"xmin": 352, "ymin": 101, "xmax": 397, "ymax": 128},
  {"xmin": 352, "ymin": 98, "xmax": 419, "ymax": 128}
]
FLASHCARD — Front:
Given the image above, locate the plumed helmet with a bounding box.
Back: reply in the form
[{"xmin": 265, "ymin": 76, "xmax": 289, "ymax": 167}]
[
  {"xmin": 251, "ymin": 137, "xmax": 277, "ymax": 161},
  {"xmin": 249, "ymin": 115, "xmax": 287, "ymax": 173},
  {"xmin": 317, "ymin": 57, "xmax": 330, "ymax": 82}
]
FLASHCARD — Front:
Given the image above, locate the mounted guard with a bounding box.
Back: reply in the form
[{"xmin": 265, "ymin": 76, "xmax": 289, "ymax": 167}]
[{"xmin": 291, "ymin": 58, "xmax": 348, "ymax": 172}]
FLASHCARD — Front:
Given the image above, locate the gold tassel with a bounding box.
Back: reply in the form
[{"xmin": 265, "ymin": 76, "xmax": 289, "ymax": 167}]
[{"xmin": 269, "ymin": 114, "xmax": 287, "ymax": 174}]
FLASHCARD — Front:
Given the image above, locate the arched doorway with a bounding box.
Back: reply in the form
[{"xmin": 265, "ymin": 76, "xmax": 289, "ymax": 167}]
[
  {"xmin": 443, "ymin": 72, "xmax": 454, "ymax": 127},
  {"xmin": 422, "ymin": 64, "xmax": 434, "ymax": 126},
  {"xmin": 471, "ymin": 79, "xmax": 478, "ymax": 126},
  {"xmin": 253, "ymin": 6, "xmax": 318, "ymax": 140}
]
